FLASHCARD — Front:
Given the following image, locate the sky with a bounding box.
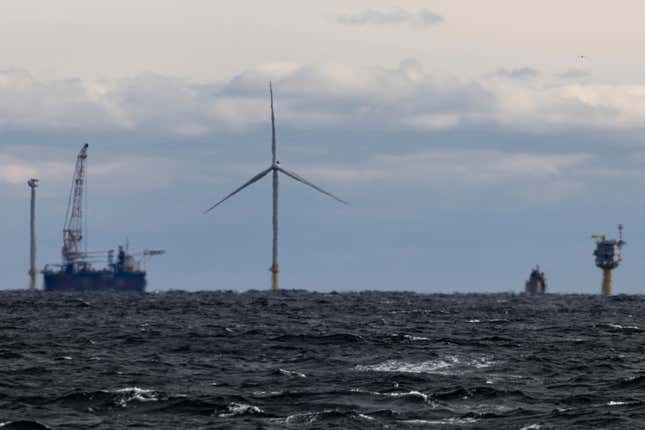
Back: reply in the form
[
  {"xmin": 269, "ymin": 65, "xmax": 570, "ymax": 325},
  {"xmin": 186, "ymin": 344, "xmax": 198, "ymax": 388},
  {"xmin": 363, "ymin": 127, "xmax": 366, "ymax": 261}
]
[{"xmin": 2, "ymin": 1, "xmax": 645, "ymax": 293}]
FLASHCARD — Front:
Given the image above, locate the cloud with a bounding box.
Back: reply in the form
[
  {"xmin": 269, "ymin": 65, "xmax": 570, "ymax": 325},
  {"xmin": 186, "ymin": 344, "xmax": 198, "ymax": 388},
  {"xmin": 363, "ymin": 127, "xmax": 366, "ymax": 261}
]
[
  {"xmin": 298, "ymin": 149, "xmax": 592, "ymax": 203},
  {"xmin": 0, "ymin": 161, "xmax": 37, "ymax": 184},
  {"xmin": 222, "ymin": 60, "xmax": 493, "ymax": 131},
  {"xmin": 557, "ymin": 68, "xmax": 592, "ymax": 80},
  {"xmin": 2, "ymin": 62, "xmax": 645, "ymax": 138},
  {"xmin": 0, "ymin": 153, "xmax": 68, "ymax": 185},
  {"xmin": 0, "ymin": 151, "xmax": 178, "ymax": 194},
  {"xmin": 401, "ymin": 113, "xmax": 460, "ymax": 131},
  {"xmin": 337, "ymin": 8, "xmax": 444, "ymax": 29},
  {"xmin": 494, "ymin": 67, "xmax": 539, "ymax": 80},
  {"xmin": 0, "ymin": 69, "xmax": 123, "ymax": 131}
]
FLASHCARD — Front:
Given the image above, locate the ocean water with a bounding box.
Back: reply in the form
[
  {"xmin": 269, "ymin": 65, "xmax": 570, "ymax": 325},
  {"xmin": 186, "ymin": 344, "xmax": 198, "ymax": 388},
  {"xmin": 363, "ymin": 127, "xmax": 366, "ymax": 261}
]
[{"xmin": 1, "ymin": 290, "xmax": 645, "ymax": 429}]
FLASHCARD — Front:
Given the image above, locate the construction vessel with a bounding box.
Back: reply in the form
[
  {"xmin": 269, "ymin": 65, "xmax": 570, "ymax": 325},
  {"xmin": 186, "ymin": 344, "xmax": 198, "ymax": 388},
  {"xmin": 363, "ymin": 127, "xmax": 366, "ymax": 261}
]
[
  {"xmin": 42, "ymin": 144, "xmax": 164, "ymax": 292},
  {"xmin": 525, "ymin": 265, "xmax": 547, "ymax": 294},
  {"xmin": 592, "ymin": 224, "xmax": 625, "ymax": 296}
]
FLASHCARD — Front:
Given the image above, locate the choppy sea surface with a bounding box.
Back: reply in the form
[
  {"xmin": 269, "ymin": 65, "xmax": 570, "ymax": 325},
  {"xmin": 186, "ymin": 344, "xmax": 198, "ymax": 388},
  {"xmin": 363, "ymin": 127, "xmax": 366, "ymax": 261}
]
[{"xmin": 2, "ymin": 291, "xmax": 645, "ymax": 429}]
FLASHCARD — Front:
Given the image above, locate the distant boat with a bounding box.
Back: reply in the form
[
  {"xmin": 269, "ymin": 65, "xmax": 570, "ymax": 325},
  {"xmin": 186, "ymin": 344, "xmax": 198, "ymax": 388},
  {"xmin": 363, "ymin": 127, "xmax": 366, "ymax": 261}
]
[{"xmin": 525, "ymin": 266, "xmax": 546, "ymax": 294}]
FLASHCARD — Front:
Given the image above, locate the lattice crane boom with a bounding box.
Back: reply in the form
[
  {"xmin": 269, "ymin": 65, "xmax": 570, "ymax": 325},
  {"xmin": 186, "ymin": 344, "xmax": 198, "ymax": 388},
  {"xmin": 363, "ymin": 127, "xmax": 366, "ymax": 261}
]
[{"xmin": 62, "ymin": 143, "xmax": 88, "ymax": 266}]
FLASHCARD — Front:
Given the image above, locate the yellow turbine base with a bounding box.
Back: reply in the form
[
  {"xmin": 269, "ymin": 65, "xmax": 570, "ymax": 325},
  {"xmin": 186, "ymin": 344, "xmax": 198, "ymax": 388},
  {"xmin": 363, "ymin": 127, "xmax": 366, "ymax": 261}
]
[
  {"xmin": 272, "ymin": 265, "xmax": 279, "ymax": 291},
  {"xmin": 602, "ymin": 269, "xmax": 612, "ymax": 297}
]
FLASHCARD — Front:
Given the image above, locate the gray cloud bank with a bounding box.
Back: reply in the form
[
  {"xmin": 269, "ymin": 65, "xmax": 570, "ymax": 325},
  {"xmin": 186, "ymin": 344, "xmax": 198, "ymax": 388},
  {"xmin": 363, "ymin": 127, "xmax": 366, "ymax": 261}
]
[
  {"xmin": 337, "ymin": 8, "xmax": 444, "ymax": 28},
  {"xmin": 0, "ymin": 61, "xmax": 644, "ymax": 138},
  {"xmin": 494, "ymin": 67, "xmax": 539, "ymax": 80},
  {"xmin": 557, "ymin": 68, "xmax": 592, "ymax": 80},
  {"xmin": 2, "ymin": 61, "xmax": 645, "ymax": 216}
]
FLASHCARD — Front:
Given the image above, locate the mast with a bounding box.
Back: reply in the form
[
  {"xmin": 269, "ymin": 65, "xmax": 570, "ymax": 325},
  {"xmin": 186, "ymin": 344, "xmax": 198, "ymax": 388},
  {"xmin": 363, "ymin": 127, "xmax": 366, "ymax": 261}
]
[
  {"xmin": 28, "ymin": 178, "xmax": 39, "ymax": 289},
  {"xmin": 63, "ymin": 143, "xmax": 89, "ymax": 268}
]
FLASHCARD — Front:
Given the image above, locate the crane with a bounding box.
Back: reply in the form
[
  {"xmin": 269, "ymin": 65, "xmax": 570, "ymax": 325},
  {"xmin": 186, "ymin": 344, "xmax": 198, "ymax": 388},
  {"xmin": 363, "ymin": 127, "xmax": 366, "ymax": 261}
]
[{"xmin": 62, "ymin": 143, "xmax": 89, "ymax": 269}]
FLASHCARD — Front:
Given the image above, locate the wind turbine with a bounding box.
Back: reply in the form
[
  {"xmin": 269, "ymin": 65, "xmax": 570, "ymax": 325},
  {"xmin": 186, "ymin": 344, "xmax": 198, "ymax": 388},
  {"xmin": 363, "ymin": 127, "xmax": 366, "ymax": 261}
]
[{"xmin": 205, "ymin": 82, "xmax": 347, "ymax": 291}]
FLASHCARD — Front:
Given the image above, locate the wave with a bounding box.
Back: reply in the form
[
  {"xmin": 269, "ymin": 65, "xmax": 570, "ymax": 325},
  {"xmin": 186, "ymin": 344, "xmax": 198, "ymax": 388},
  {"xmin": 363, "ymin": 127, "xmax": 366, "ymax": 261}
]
[
  {"xmin": 607, "ymin": 400, "xmax": 637, "ymax": 406},
  {"xmin": 46, "ymin": 387, "xmax": 165, "ymax": 410},
  {"xmin": 386, "ymin": 334, "xmax": 430, "ymax": 342},
  {"xmin": 399, "ymin": 417, "xmax": 478, "ymax": 426},
  {"xmin": 110, "ymin": 387, "xmax": 160, "ymax": 406},
  {"xmin": 356, "ymin": 358, "xmax": 456, "ymax": 373},
  {"xmin": 599, "ymin": 323, "xmax": 642, "ymax": 333},
  {"xmin": 276, "ymin": 368, "xmax": 307, "ymax": 378},
  {"xmin": 432, "ymin": 386, "xmax": 535, "ymax": 402},
  {"xmin": 350, "ymin": 388, "xmax": 429, "ymax": 403},
  {"xmin": 355, "ymin": 356, "xmax": 495, "ymax": 374},
  {"xmin": 0, "ymin": 422, "xmax": 51, "ymax": 430},
  {"xmin": 284, "ymin": 410, "xmax": 376, "ymax": 426},
  {"xmin": 271, "ymin": 333, "xmax": 365, "ymax": 344},
  {"xmin": 611, "ymin": 375, "xmax": 645, "ymax": 389},
  {"xmin": 218, "ymin": 402, "xmax": 264, "ymax": 418}
]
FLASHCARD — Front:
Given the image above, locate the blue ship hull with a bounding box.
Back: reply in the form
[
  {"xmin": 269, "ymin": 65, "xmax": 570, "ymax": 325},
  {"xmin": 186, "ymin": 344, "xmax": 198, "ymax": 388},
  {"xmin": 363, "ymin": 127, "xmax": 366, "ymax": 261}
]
[{"xmin": 43, "ymin": 270, "xmax": 146, "ymax": 292}]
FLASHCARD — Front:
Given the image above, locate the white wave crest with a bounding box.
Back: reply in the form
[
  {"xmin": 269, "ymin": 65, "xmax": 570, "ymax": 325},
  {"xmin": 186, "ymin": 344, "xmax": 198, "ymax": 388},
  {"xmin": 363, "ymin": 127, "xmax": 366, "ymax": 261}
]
[
  {"xmin": 351, "ymin": 387, "xmax": 429, "ymax": 402},
  {"xmin": 403, "ymin": 334, "xmax": 430, "ymax": 341},
  {"xmin": 355, "ymin": 356, "xmax": 494, "ymax": 374},
  {"xmin": 402, "ymin": 417, "xmax": 477, "ymax": 425},
  {"xmin": 219, "ymin": 402, "xmax": 264, "ymax": 417},
  {"xmin": 607, "ymin": 323, "xmax": 640, "ymax": 330},
  {"xmin": 285, "ymin": 411, "xmax": 322, "ymax": 425},
  {"xmin": 358, "ymin": 413, "xmax": 376, "ymax": 421},
  {"xmin": 279, "ymin": 368, "xmax": 307, "ymax": 378},
  {"xmin": 111, "ymin": 387, "xmax": 159, "ymax": 407}
]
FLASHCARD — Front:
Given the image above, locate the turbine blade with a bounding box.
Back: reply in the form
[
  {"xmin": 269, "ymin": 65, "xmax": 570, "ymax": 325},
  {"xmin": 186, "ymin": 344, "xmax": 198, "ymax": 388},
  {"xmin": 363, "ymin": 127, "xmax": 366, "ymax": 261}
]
[
  {"xmin": 277, "ymin": 166, "xmax": 348, "ymax": 205},
  {"xmin": 270, "ymin": 82, "xmax": 276, "ymax": 164},
  {"xmin": 204, "ymin": 167, "xmax": 272, "ymax": 213}
]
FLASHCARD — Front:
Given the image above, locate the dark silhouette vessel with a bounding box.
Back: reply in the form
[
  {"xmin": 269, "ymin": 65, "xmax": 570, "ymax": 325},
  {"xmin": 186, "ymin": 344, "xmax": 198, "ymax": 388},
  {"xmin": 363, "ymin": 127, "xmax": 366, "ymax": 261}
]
[{"xmin": 525, "ymin": 265, "xmax": 547, "ymax": 294}]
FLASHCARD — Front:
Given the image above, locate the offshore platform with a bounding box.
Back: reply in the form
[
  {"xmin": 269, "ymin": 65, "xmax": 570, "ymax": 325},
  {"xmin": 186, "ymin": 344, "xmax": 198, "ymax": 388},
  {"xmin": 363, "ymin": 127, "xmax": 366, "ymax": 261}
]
[
  {"xmin": 41, "ymin": 144, "xmax": 164, "ymax": 292},
  {"xmin": 592, "ymin": 224, "xmax": 626, "ymax": 296}
]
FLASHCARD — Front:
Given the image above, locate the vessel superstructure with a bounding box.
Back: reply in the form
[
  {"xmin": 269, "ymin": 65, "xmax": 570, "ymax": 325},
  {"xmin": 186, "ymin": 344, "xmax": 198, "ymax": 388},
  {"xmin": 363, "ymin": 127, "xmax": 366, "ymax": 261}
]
[{"xmin": 525, "ymin": 265, "xmax": 546, "ymax": 294}]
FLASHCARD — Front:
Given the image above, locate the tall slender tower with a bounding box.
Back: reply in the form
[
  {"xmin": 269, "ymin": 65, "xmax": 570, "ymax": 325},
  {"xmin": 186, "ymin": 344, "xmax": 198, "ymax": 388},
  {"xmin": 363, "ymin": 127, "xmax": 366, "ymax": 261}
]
[
  {"xmin": 204, "ymin": 83, "xmax": 346, "ymax": 291},
  {"xmin": 28, "ymin": 178, "xmax": 39, "ymax": 290},
  {"xmin": 593, "ymin": 225, "xmax": 625, "ymax": 296}
]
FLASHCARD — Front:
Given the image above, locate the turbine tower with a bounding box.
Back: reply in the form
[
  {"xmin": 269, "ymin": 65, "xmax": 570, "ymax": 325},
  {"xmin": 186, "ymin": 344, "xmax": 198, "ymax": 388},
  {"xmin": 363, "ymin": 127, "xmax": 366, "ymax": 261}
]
[
  {"xmin": 205, "ymin": 83, "xmax": 347, "ymax": 291},
  {"xmin": 28, "ymin": 178, "xmax": 39, "ymax": 289}
]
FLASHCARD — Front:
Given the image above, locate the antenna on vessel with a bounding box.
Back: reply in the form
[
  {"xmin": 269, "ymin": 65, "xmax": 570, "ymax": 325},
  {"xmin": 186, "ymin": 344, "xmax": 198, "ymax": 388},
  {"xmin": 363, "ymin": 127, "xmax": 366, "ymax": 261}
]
[
  {"xmin": 28, "ymin": 178, "xmax": 39, "ymax": 289},
  {"xmin": 204, "ymin": 82, "xmax": 347, "ymax": 291}
]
